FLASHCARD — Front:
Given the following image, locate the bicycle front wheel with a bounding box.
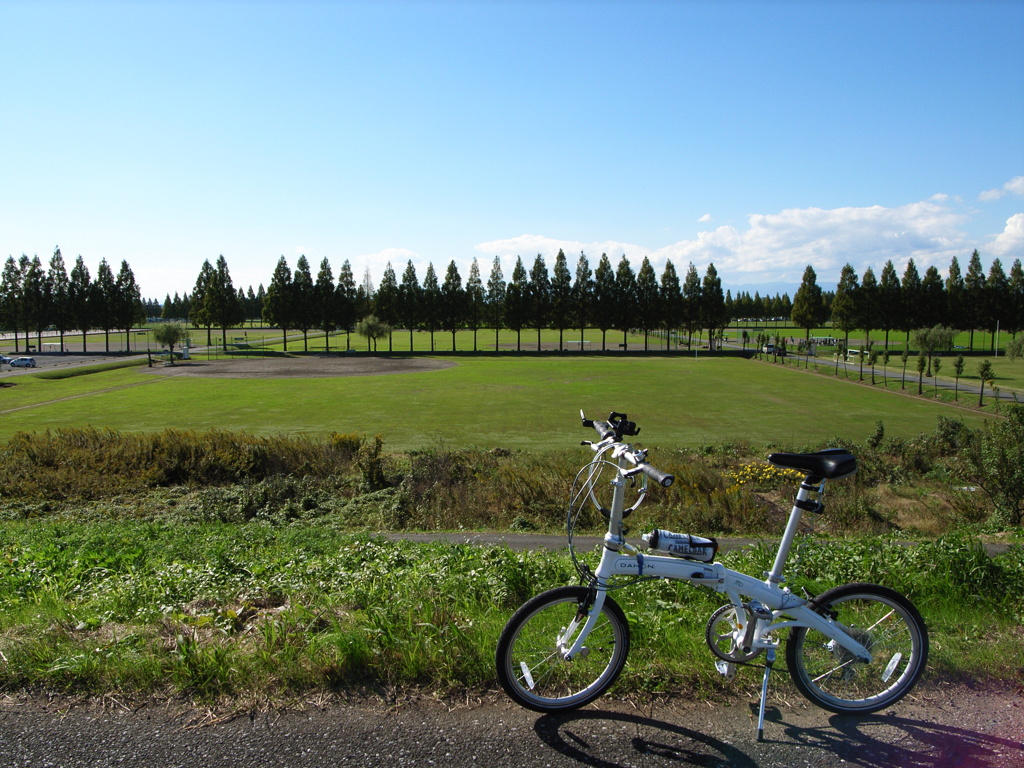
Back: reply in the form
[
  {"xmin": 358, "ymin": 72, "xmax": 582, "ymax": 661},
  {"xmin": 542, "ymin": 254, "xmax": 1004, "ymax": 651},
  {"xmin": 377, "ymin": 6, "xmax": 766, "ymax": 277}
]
[
  {"xmin": 786, "ymin": 583, "xmax": 928, "ymax": 714},
  {"xmin": 495, "ymin": 586, "xmax": 630, "ymax": 712}
]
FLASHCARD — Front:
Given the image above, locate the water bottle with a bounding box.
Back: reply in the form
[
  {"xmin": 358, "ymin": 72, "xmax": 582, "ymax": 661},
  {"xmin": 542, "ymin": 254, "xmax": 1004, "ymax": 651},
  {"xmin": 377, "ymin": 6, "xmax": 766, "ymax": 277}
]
[{"xmin": 643, "ymin": 529, "xmax": 718, "ymax": 562}]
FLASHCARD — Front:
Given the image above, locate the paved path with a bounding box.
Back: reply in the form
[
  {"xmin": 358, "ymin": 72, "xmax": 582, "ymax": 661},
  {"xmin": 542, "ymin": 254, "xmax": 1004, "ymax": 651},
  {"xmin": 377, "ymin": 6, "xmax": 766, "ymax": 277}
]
[{"xmin": 1, "ymin": 685, "xmax": 1021, "ymax": 767}]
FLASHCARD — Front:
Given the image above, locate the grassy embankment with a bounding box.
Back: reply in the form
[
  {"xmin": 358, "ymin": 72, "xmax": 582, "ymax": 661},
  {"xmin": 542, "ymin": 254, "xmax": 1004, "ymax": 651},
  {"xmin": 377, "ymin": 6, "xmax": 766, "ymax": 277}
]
[{"xmin": 0, "ymin": 354, "xmax": 1020, "ymax": 705}]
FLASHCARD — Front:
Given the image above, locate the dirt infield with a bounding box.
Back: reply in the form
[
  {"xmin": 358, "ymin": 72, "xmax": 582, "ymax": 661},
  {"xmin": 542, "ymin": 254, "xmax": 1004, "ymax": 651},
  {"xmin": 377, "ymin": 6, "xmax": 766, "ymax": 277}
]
[{"xmin": 146, "ymin": 356, "xmax": 457, "ymax": 379}]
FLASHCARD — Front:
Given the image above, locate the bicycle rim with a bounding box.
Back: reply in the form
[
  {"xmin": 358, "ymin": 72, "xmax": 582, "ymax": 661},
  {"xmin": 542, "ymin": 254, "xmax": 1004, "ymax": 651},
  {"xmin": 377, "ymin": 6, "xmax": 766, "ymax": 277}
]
[
  {"xmin": 786, "ymin": 583, "xmax": 928, "ymax": 714},
  {"xmin": 496, "ymin": 587, "xmax": 629, "ymax": 712}
]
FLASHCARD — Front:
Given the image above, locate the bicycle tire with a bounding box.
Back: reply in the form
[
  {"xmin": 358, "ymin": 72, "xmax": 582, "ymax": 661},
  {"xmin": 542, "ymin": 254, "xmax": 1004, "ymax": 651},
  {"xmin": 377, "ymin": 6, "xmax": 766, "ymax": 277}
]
[
  {"xmin": 786, "ymin": 582, "xmax": 928, "ymax": 714},
  {"xmin": 495, "ymin": 586, "xmax": 630, "ymax": 712}
]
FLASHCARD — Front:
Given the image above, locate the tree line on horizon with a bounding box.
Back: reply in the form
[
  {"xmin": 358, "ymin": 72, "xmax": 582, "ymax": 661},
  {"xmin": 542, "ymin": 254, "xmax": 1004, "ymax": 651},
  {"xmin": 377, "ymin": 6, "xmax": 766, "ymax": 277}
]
[
  {"xmin": 2, "ymin": 246, "xmax": 1022, "ymax": 355},
  {"xmin": 0, "ymin": 248, "xmax": 156, "ymax": 353}
]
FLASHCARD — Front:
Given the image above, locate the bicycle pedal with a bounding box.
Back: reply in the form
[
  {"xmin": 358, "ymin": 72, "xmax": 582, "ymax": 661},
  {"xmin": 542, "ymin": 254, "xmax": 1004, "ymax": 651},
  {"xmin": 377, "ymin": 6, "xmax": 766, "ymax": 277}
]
[{"xmin": 715, "ymin": 660, "xmax": 736, "ymax": 680}]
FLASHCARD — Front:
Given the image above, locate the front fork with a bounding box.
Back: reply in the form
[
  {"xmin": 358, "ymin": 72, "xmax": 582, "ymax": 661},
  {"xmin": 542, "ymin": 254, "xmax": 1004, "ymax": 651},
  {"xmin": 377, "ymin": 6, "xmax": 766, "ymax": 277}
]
[{"xmin": 560, "ymin": 586, "xmax": 607, "ymax": 659}]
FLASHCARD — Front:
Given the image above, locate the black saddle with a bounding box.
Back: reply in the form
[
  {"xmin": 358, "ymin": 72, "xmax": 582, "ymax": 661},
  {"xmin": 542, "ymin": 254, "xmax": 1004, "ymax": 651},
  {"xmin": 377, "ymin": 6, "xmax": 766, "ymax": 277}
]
[{"xmin": 767, "ymin": 448, "xmax": 857, "ymax": 480}]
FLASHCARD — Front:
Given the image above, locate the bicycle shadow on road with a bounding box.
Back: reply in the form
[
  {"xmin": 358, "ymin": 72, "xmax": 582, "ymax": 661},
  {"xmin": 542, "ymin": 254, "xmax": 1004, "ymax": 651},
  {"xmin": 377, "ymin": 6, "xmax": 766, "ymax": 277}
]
[
  {"xmin": 534, "ymin": 708, "xmax": 757, "ymax": 768},
  {"xmin": 533, "ymin": 707, "xmax": 1022, "ymax": 768},
  {"xmin": 782, "ymin": 712, "xmax": 1024, "ymax": 768}
]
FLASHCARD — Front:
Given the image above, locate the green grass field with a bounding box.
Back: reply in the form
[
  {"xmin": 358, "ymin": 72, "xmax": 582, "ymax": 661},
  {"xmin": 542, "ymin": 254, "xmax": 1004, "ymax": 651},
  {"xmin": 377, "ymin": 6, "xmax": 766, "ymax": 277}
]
[{"xmin": 1, "ymin": 355, "xmax": 999, "ymax": 451}]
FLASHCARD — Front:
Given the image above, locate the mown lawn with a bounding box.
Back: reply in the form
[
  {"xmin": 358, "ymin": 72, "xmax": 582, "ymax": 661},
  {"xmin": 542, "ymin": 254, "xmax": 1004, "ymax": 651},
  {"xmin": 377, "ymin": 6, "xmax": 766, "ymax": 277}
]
[{"xmin": 0, "ymin": 355, "xmax": 998, "ymax": 450}]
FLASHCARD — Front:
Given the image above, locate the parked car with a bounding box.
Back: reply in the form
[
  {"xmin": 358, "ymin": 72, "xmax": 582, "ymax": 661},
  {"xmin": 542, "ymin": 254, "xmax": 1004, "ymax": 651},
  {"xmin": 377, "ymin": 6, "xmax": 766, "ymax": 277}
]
[
  {"xmin": 0, "ymin": 355, "xmax": 10, "ymax": 364},
  {"xmin": 9, "ymin": 357, "xmax": 37, "ymax": 368}
]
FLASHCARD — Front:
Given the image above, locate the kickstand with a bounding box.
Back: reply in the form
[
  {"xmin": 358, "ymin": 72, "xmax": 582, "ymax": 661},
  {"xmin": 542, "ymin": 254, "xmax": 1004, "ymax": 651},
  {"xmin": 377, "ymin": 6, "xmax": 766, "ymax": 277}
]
[{"xmin": 756, "ymin": 647, "xmax": 776, "ymax": 742}]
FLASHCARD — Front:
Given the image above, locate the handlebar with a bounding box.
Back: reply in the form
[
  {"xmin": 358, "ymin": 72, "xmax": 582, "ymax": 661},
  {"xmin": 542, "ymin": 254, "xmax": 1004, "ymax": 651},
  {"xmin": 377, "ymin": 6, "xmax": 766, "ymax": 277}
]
[{"xmin": 580, "ymin": 410, "xmax": 674, "ymax": 487}]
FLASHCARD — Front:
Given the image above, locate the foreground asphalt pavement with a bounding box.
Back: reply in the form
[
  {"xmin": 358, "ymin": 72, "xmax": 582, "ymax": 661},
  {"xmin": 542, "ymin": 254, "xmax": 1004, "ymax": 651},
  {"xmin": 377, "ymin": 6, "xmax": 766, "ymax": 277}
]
[{"xmin": 1, "ymin": 684, "xmax": 1021, "ymax": 768}]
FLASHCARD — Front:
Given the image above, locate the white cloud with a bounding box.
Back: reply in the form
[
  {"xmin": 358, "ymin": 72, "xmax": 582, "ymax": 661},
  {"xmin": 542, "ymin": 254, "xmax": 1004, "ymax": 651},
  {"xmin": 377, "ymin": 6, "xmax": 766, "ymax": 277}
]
[
  {"xmin": 475, "ymin": 235, "xmax": 648, "ymax": 266},
  {"xmin": 475, "ymin": 198, "xmax": 976, "ymax": 289},
  {"xmin": 653, "ymin": 200, "xmax": 970, "ymax": 285},
  {"xmin": 987, "ymin": 213, "xmax": 1024, "ymax": 259},
  {"xmin": 980, "ymin": 175, "xmax": 1024, "ymax": 202},
  {"xmin": 698, "ymin": 213, "xmax": 712, "ymax": 223}
]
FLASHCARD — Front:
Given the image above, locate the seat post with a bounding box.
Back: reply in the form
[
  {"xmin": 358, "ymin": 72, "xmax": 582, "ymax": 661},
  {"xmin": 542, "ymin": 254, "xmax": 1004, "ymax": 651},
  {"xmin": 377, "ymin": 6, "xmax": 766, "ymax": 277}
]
[{"xmin": 766, "ymin": 478, "xmax": 817, "ymax": 583}]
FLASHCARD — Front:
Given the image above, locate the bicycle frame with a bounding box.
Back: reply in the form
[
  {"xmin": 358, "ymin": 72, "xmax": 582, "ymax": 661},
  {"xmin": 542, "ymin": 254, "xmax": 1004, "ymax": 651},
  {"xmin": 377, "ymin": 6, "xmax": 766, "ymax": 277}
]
[{"xmin": 563, "ymin": 438, "xmax": 872, "ymax": 665}]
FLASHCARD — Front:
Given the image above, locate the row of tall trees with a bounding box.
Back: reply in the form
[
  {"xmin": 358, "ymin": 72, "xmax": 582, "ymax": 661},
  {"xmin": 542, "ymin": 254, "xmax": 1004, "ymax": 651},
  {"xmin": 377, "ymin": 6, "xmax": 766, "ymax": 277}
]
[
  {"xmin": 247, "ymin": 250, "xmax": 728, "ymax": 353},
  {"xmin": 0, "ymin": 247, "xmax": 150, "ymax": 353},
  {"xmin": 790, "ymin": 251, "xmax": 1024, "ymax": 352},
  {"xmin": 6, "ymin": 245, "xmax": 1020, "ymax": 356}
]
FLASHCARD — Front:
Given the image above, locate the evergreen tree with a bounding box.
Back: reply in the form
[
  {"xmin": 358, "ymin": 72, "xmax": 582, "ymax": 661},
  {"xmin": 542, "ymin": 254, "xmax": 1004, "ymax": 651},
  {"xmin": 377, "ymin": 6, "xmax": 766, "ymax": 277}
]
[
  {"xmin": 263, "ymin": 256, "xmax": 294, "ymax": 351},
  {"xmin": 0, "ymin": 257, "xmax": 23, "ymax": 352},
  {"xmin": 791, "ymin": 265, "xmax": 826, "ymax": 342},
  {"xmin": 209, "ymin": 256, "xmax": 244, "ymax": 350},
  {"xmin": 375, "ymin": 262, "xmax": 400, "ymax": 351},
  {"xmin": 635, "ymin": 257, "xmax": 659, "ymax": 350},
  {"xmin": 441, "ymin": 260, "xmax": 465, "ymax": 350},
  {"xmin": 528, "ymin": 255, "xmax": 551, "ymax": 351},
  {"xmin": 485, "ymin": 256, "xmax": 506, "ymax": 351},
  {"xmin": 701, "ymin": 263, "xmax": 726, "ymax": 350},
  {"xmin": 190, "ymin": 259, "xmax": 216, "ymax": 346},
  {"xmin": 921, "ymin": 265, "xmax": 945, "ymax": 330},
  {"xmin": 291, "ymin": 255, "xmax": 316, "ymax": 351},
  {"xmin": 254, "ymin": 285, "xmax": 265, "ymax": 326},
  {"xmin": 465, "ymin": 258, "xmax": 485, "ymax": 352},
  {"xmin": 357, "ymin": 268, "xmax": 375, "ymax": 321},
  {"xmin": 114, "ymin": 260, "xmax": 144, "ymax": 351},
  {"xmin": 93, "ymin": 258, "xmax": 117, "ymax": 352},
  {"xmin": 47, "ymin": 247, "xmax": 71, "ymax": 351},
  {"xmin": 422, "ymin": 263, "xmax": 441, "ymax": 351},
  {"xmin": 69, "ymin": 256, "xmax": 92, "ymax": 352},
  {"xmin": 986, "ymin": 258, "xmax": 1009, "ymax": 353},
  {"xmin": 504, "ymin": 257, "xmax": 529, "ymax": 351},
  {"xmin": 681, "ymin": 263, "xmax": 702, "ymax": 348},
  {"xmin": 246, "ymin": 286, "xmax": 259, "ymax": 325},
  {"xmin": 831, "ymin": 263, "xmax": 859, "ymax": 349},
  {"xmin": 549, "ymin": 249, "xmax": 573, "ymax": 350},
  {"xmin": 614, "ymin": 256, "xmax": 638, "ymax": 350},
  {"xmin": 878, "ymin": 260, "xmax": 901, "ymax": 350},
  {"xmin": 945, "ymin": 255, "xmax": 964, "ymax": 331},
  {"xmin": 398, "ymin": 260, "xmax": 421, "ymax": 350},
  {"xmin": 858, "ymin": 266, "xmax": 879, "ymax": 351},
  {"xmin": 659, "ymin": 260, "xmax": 682, "ymax": 351},
  {"xmin": 315, "ymin": 257, "xmax": 337, "ymax": 352},
  {"xmin": 964, "ymin": 249, "xmax": 986, "ymax": 350},
  {"xmin": 21, "ymin": 255, "xmax": 47, "ymax": 350},
  {"xmin": 337, "ymin": 260, "xmax": 358, "ymax": 349},
  {"xmin": 1008, "ymin": 259, "xmax": 1024, "ymax": 338},
  {"xmin": 592, "ymin": 254, "xmax": 616, "ymax": 351},
  {"xmin": 572, "ymin": 252, "xmax": 593, "ymax": 347},
  {"xmin": 900, "ymin": 259, "xmax": 922, "ymax": 345}
]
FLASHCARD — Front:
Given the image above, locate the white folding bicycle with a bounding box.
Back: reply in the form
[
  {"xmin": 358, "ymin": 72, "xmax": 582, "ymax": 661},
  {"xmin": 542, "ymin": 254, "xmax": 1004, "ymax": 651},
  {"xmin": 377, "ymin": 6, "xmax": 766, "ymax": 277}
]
[{"xmin": 495, "ymin": 412, "xmax": 928, "ymax": 739}]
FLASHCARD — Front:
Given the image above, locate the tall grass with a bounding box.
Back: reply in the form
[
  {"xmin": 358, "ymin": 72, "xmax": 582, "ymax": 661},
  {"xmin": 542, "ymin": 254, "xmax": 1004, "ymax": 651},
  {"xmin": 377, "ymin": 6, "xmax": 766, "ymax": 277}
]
[{"xmin": 0, "ymin": 520, "xmax": 1019, "ymax": 702}]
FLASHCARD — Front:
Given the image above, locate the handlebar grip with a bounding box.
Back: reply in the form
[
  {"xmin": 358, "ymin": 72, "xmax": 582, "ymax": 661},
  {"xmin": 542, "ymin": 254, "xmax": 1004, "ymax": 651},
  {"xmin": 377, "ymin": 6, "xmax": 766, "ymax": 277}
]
[
  {"xmin": 591, "ymin": 420, "xmax": 617, "ymax": 441},
  {"xmin": 640, "ymin": 464, "xmax": 674, "ymax": 488}
]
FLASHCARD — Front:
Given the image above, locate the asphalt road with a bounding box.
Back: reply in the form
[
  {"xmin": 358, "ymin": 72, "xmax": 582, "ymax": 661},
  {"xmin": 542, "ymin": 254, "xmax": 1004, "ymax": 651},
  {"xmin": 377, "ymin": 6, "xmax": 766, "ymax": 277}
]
[{"xmin": 1, "ymin": 685, "xmax": 1021, "ymax": 768}]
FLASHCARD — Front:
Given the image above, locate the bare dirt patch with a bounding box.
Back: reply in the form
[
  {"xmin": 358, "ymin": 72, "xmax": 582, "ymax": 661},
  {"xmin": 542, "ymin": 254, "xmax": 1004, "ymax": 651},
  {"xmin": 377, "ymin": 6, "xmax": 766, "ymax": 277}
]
[{"xmin": 145, "ymin": 356, "xmax": 457, "ymax": 379}]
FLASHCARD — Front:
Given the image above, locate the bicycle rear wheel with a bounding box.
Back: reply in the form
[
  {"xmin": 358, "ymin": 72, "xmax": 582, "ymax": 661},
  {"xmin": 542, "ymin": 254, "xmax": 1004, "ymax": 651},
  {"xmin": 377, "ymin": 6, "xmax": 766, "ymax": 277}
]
[
  {"xmin": 786, "ymin": 583, "xmax": 928, "ymax": 714},
  {"xmin": 495, "ymin": 586, "xmax": 630, "ymax": 712}
]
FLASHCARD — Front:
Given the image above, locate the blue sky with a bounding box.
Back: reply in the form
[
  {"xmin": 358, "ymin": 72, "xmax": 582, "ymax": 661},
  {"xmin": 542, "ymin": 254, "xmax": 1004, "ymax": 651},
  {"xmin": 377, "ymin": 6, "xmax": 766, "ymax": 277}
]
[{"xmin": 2, "ymin": 0, "xmax": 1022, "ymax": 300}]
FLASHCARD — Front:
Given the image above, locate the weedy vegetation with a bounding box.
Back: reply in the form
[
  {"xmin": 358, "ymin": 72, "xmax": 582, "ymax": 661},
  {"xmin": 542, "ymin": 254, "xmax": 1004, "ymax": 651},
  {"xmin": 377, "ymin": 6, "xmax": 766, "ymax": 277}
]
[{"xmin": 0, "ymin": 410, "xmax": 1021, "ymax": 705}]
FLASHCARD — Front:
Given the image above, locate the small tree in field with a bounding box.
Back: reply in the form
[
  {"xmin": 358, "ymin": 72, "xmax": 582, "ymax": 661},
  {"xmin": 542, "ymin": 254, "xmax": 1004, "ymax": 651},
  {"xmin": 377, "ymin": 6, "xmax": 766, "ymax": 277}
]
[
  {"xmin": 356, "ymin": 315, "xmax": 391, "ymax": 352},
  {"xmin": 916, "ymin": 354, "xmax": 926, "ymax": 394},
  {"xmin": 953, "ymin": 355, "xmax": 965, "ymax": 402},
  {"xmin": 1008, "ymin": 334, "xmax": 1024, "ymax": 360},
  {"xmin": 977, "ymin": 359, "xmax": 994, "ymax": 407},
  {"xmin": 152, "ymin": 323, "xmax": 186, "ymax": 363},
  {"xmin": 933, "ymin": 357, "xmax": 942, "ymax": 398}
]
